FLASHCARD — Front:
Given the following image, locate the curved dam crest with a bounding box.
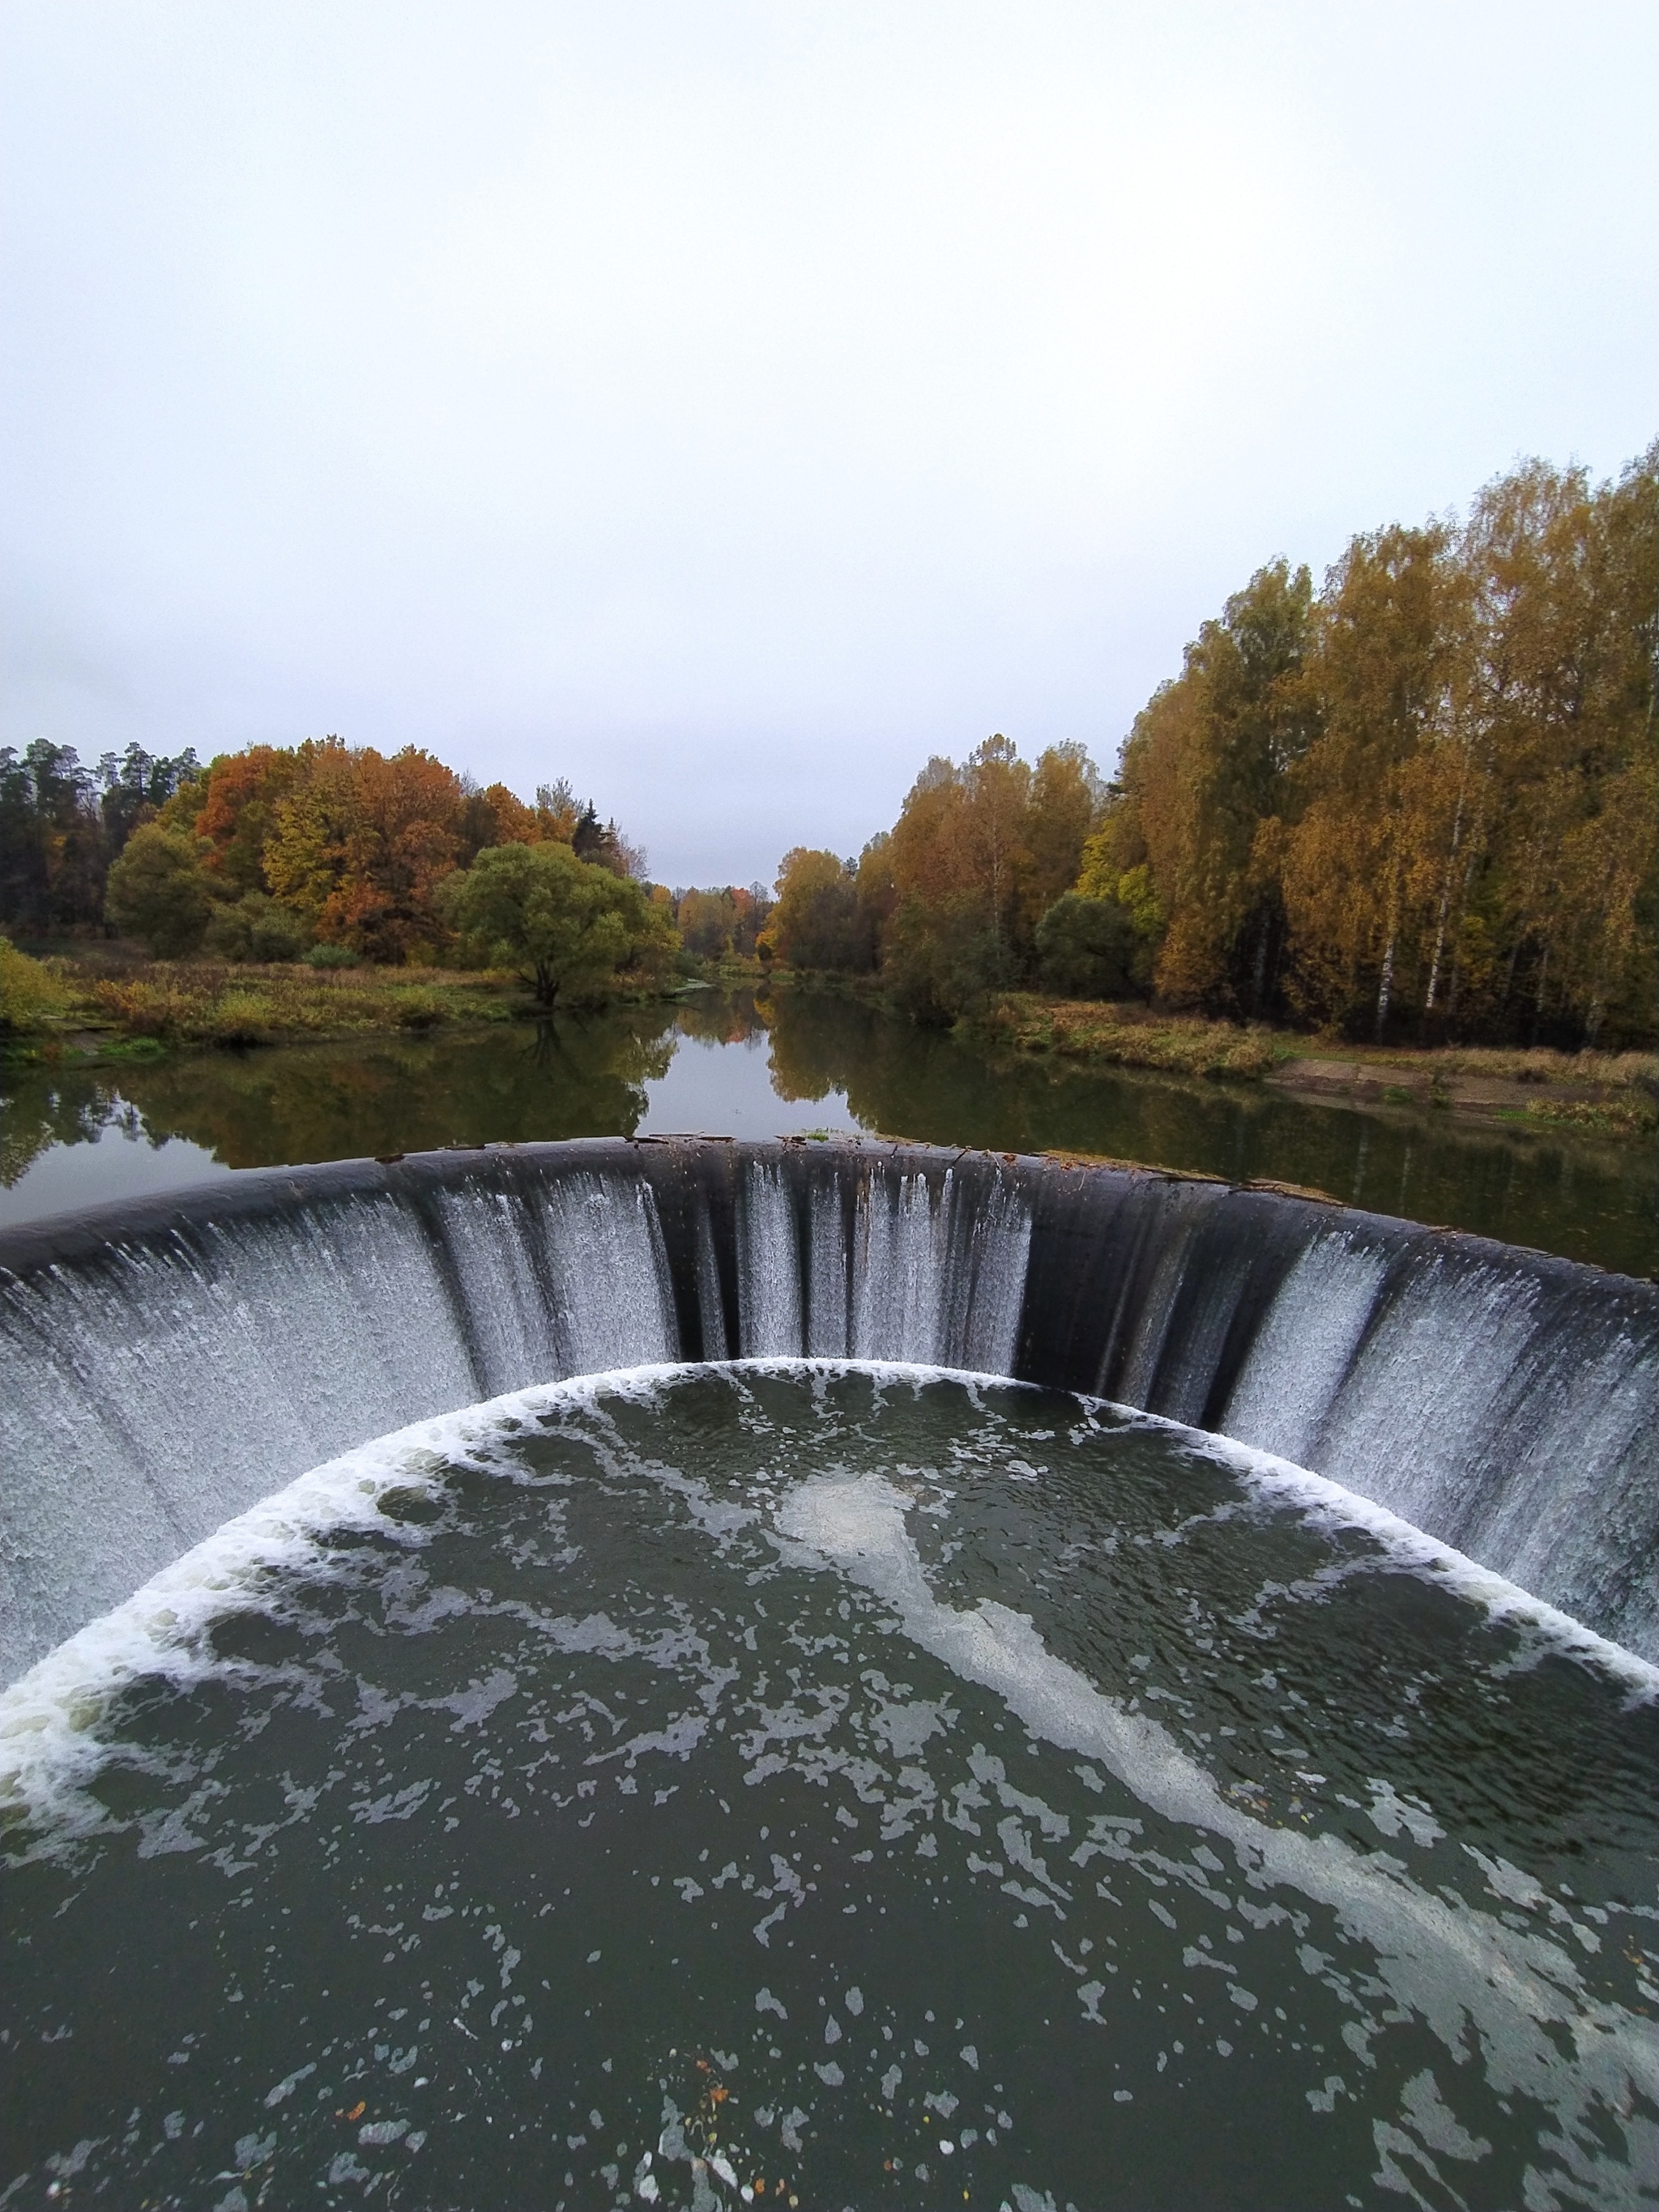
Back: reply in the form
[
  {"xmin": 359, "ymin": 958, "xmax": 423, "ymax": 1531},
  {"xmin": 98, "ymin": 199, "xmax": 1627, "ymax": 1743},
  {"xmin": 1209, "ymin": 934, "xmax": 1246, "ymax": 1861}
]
[{"xmin": 0, "ymin": 1134, "xmax": 1654, "ymax": 1681}]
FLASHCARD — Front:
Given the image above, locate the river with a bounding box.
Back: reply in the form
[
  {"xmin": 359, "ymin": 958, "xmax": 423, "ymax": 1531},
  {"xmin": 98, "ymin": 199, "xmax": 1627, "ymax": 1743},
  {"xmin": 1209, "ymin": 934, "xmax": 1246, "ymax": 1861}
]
[{"xmin": 2, "ymin": 987, "xmax": 1653, "ymax": 1276}]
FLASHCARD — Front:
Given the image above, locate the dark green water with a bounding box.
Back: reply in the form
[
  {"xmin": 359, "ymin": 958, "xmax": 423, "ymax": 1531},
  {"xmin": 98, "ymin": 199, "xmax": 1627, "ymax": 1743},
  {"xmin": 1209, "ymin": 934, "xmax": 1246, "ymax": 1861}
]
[
  {"xmin": 2, "ymin": 991, "xmax": 1653, "ymax": 1276},
  {"xmin": 3, "ymin": 1366, "xmax": 1655, "ymax": 2210}
]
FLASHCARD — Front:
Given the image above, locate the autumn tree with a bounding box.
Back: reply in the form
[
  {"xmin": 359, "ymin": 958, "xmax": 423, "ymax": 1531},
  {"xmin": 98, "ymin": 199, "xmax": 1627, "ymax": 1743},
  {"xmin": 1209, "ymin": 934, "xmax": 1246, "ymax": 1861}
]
[
  {"xmin": 868, "ymin": 735, "xmax": 1104, "ymax": 1016},
  {"xmin": 728, "ymin": 884, "xmax": 770, "ymax": 958},
  {"xmin": 262, "ymin": 739, "xmax": 463, "ymax": 962},
  {"xmin": 1447, "ymin": 450, "xmax": 1657, "ymax": 1044},
  {"xmin": 1070, "ymin": 445, "xmax": 1655, "ymax": 1046},
  {"xmin": 678, "ymin": 889, "xmax": 728, "ymax": 959},
  {"xmin": 770, "ymin": 848, "xmax": 868, "ymax": 971},
  {"xmin": 1102, "ymin": 560, "xmax": 1316, "ymax": 1014},
  {"xmin": 453, "ymin": 778, "xmax": 540, "ymax": 864},
  {"xmin": 177, "ymin": 746, "xmax": 296, "ymax": 894},
  {"xmin": 1018, "ymin": 741, "xmax": 1100, "ymax": 938},
  {"xmin": 678, "ymin": 882, "xmax": 774, "ymax": 962},
  {"xmin": 1276, "ymin": 526, "xmax": 1456, "ymax": 1035}
]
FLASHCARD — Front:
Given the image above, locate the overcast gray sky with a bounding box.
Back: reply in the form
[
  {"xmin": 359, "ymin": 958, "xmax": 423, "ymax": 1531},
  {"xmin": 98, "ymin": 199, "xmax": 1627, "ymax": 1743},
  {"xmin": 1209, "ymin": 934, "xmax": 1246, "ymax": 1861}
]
[{"xmin": 2, "ymin": 2, "xmax": 1653, "ymax": 889}]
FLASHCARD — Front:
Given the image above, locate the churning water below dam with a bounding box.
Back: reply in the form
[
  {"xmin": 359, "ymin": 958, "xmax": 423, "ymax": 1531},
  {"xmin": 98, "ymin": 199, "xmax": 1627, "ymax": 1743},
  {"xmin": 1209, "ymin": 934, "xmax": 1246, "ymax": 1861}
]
[
  {"xmin": 3, "ymin": 1367, "xmax": 1657, "ymax": 2210},
  {"xmin": 1, "ymin": 1138, "xmax": 1655, "ymax": 2209}
]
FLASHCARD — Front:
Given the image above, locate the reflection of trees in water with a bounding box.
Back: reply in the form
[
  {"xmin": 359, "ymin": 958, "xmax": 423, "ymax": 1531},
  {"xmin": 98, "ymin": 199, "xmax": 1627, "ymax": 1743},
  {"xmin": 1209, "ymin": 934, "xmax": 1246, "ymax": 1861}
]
[
  {"xmin": 763, "ymin": 991, "xmax": 869, "ymax": 1105},
  {"xmin": 672, "ymin": 988, "xmax": 766, "ymax": 1047},
  {"xmin": 0, "ymin": 1074, "xmax": 143, "ymax": 1186},
  {"xmin": 3, "ymin": 1008, "xmax": 684, "ymax": 1174},
  {"xmin": 521, "ymin": 1008, "xmax": 677, "ymax": 1127},
  {"xmin": 756, "ymin": 987, "xmax": 1654, "ymax": 1276},
  {"xmin": 4, "ymin": 995, "xmax": 1652, "ymax": 1274}
]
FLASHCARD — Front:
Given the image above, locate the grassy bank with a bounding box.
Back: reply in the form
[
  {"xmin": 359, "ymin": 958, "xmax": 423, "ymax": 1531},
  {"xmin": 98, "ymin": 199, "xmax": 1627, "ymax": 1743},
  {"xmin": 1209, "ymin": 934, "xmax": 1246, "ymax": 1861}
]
[
  {"xmin": 982, "ymin": 995, "xmax": 1291, "ymax": 1078},
  {"xmin": 980, "ymin": 992, "xmax": 1659, "ymax": 1137},
  {"xmin": 0, "ymin": 944, "xmax": 666, "ymax": 1059},
  {"xmin": 745, "ymin": 969, "xmax": 1658, "ymax": 1138}
]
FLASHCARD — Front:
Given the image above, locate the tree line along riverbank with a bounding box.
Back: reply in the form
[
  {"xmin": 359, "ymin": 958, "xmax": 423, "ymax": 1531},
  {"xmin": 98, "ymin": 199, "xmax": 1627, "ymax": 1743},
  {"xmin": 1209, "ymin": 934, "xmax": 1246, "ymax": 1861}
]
[
  {"xmin": 761, "ymin": 450, "xmax": 1657, "ymax": 1055},
  {"xmin": 3, "ymin": 446, "xmax": 1653, "ymax": 1093}
]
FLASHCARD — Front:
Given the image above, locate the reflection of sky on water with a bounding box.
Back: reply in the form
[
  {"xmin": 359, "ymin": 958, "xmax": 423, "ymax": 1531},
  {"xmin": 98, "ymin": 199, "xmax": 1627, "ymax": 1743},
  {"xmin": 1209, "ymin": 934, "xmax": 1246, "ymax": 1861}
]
[
  {"xmin": 0, "ymin": 1103, "xmax": 229, "ymax": 1227},
  {"xmin": 641, "ymin": 1027, "xmax": 856, "ymax": 1141},
  {"xmin": 0, "ymin": 1024, "xmax": 858, "ymax": 1230},
  {"xmin": 1, "ymin": 994, "xmax": 1651, "ymax": 1278}
]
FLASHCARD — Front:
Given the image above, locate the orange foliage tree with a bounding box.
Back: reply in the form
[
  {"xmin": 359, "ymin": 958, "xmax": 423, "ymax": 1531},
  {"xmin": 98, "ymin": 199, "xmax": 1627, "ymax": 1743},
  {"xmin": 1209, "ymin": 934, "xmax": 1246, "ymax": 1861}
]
[{"xmin": 261, "ymin": 740, "xmax": 463, "ymax": 962}]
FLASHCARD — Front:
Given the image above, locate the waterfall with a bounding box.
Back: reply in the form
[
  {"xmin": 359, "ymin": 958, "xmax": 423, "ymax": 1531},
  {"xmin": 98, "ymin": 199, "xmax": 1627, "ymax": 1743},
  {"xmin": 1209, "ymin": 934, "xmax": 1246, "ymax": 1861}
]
[
  {"xmin": 0, "ymin": 1155, "xmax": 679, "ymax": 1686},
  {"xmin": 1222, "ymin": 1227, "xmax": 1391, "ymax": 1468},
  {"xmin": 1017, "ymin": 1157, "xmax": 1657, "ymax": 1655},
  {"xmin": 1, "ymin": 1137, "xmax": 1653, "ymax": 1679},
  {"xmin": 737, "ymin": 1161, "xmax": 804, "ymax": 1356}
]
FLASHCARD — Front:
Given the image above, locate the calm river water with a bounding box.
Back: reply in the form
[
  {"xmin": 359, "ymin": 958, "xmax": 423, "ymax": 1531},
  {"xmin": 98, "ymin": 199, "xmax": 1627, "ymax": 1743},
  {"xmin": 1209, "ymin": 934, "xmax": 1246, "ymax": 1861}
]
[{"xmin": 2, "ymin": 989, "xmax": 1653, "ymax": 1276}]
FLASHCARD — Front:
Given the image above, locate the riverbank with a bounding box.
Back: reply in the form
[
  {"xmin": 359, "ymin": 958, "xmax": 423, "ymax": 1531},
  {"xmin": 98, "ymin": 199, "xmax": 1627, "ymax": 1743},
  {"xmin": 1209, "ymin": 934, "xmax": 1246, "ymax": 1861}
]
[
  {"xmin": 0, "ymin": 946, "xmax": 680, "ymax": 1060},
  {"xmin": 4, "ymin": 983, "xmax": 1653, "ymax": 1275},
  {"xmin": 981, "ymin": 993, "xmax": 1658, "ymax": 1138},
  {"xmin": 7, "ymin": 947, "xmax": 1656, "ymax": 1144}
]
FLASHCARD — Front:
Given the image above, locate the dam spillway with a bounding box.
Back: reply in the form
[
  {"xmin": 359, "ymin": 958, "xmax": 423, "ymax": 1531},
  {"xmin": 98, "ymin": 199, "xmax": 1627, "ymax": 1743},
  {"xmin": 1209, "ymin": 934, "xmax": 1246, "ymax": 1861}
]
[{"xmin": 0, "ymin": 1133, "xmax": 1654, "ymax": 1683}]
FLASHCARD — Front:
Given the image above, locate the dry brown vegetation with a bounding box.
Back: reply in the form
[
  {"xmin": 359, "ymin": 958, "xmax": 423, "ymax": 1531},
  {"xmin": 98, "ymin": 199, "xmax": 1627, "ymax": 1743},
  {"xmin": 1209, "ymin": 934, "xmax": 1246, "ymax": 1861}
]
[
  {"xmin": 984, "ymin": 991, "xmax": 1658, "ymax": 1135},
  {"xmin": 985, "ymin": 995, "xmax": 1289, "ymax": 1079},
  {"xmin": 2, "ymin": 950, "xmax": 552, "ymax": 1052}
]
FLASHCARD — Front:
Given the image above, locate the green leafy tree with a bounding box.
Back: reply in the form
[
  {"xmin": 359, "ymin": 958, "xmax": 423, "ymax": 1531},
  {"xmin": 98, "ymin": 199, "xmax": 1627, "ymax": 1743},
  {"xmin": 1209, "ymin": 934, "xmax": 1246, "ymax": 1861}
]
[
  {"xmin": 882, "ymin": 892, "xmax": 1010, "ymax": 1025},
  {"xmin": 1034, "ymin": 893, "xmax": 1144, "ymax": 999},
  {"xmin": 204, "ymin": 892, "xmax": 311, "ymax": 964},
  {"xmin": 441, "ymin": 841, "xmax": 676, "ymax": 1007},
  {"xmin": 104, "ymin": 825, "xmax": 215, "ymax": 957}
]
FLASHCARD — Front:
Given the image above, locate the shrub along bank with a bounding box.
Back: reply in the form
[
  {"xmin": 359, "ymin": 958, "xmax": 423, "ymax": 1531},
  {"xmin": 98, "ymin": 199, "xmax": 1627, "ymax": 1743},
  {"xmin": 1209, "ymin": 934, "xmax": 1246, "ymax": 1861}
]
[{"xmin": 0, "ymin": 943, "xmax": 672, "ymax": 1059}]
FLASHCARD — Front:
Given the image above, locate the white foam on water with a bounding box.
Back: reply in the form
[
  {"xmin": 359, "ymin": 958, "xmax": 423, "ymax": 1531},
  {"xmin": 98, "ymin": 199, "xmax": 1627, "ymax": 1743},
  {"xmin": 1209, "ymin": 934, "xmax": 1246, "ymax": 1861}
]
[
  {"xmin": 4, "ymin": 1353, "xmax": 1656, "ymax": 2196},
  {"xmin": 772, "ymin": 1455, "xmax": 1659, "ymax": 2171},
  {"xmin": 8, "ymin": 1356, "xmax": 1651, "ymax": 1843},
  {"xmin": 1170, "ymin": 1414, "xmax": 1659, "ymax": 1707},
  {"xmin": 0, "ymin": 1357, "xmax": 1004, "ymax": 1834},
  {"xmin": 0, "ymin": 1363, "xmax": 692, "ymax": 1835}
]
